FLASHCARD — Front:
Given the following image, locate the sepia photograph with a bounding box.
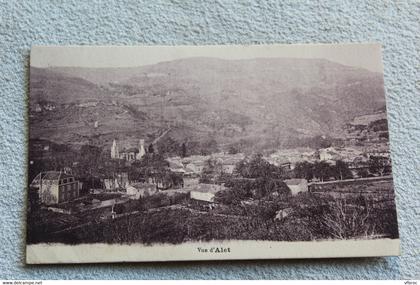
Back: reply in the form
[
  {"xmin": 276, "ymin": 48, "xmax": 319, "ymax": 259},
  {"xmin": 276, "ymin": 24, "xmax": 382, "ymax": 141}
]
[{"xmin": 26, "ymin": 44, "xmax": 399, "ymax": 263}]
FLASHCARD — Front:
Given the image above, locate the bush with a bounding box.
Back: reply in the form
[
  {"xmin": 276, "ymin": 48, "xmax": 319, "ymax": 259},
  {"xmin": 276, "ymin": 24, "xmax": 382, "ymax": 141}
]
[
  {"xmin": 114, "ymin": 204, "xmax": 126, "ymax": 214},
  {"xmin": 319, "ymin": 198, "xmax": 375, "ymax": 239}
]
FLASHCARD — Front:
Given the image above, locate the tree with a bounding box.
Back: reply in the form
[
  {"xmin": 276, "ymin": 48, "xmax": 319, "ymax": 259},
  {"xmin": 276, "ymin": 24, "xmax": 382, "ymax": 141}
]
[
  {"xmin": 313, "ymin": 161, "xmax": 333, "ymax": 182},
  {"xmin": 199, "ymin": 159, "xmax": 224, "ymax": 184},
  {"xmin": 253, "ymin": 178, "xmax": 290, "ymax": 199},
  {"xmin": 157, "ymin": 137, "xmax": 180, "ymax": 156},
  {"xmin": 184, "ymin": 141, "xmax": 200, "ymax": 156},
  {"xmin": 153, "ymin": 170, "xmax": 184, "ymax": 190},
  {"xmin": 218, "ymin": 178, "xmax": 254, "ymax": 204},
  {"xmin": 357, "ymin": 168, "xmax": 369, "ymax": 178},
  {"xmin": 334, "ymin": 160, "xmax": 353, "ymax": 180},
  {"xmin": 369, "ymin": 156, "xmax": 387, "ymax": 176},
  {"xmin": 129, "ymin": 153, "xmax": 169, "ymax": 183},
  {"xmin": 320, "ymin": 198, "xmax": 375, "ymax": 239},
  {"xmin": 148, "ymin": 144, "xmax": 154, "ymax": 154},
  {"xmin": 234, "ymin": 154, "xmax": 284, "ymax": 179},
  {"xmin": 114, "ymin": 203, "xmax": 126, "ymax": 214},
  {"xmin": 294, "ymin": 161, "xmax": 314, "ymax": 180},
  {"xmin": 181, "ymin": 142, "xmax": 187, "ymax": 158},
  {"xmin": 199, "ymin": 139, "xmax": 218, "ymax": 155},
  {"xmin": 228, "ymin": 144, "xmax": 240, "ymax": 155}
]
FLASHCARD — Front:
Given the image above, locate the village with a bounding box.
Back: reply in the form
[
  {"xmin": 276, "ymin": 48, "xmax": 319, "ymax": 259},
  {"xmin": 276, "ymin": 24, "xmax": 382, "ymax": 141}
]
[
  {"xmin": 29, "ymin": 134, "xmax": 392, "ymax": 204},
  {"xmin": 26, "ymin": 121, "xmax": 396, "ymax": 245}
]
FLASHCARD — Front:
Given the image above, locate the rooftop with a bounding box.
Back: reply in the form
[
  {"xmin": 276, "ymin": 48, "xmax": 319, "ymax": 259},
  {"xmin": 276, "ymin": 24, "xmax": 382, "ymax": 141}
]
[
  {"xmin": 191, "ymin": 183, "xmax": 226, "ymax": 194},
  {"xmin": 41, "ymin": 171, "xmax": 73, "ymax": 181},
  {"xmin": 121, "ymin": 147, "xmax": 139, "ymax": 153},
  {"xmin": 30, "ymin": 171, "xmax": 74, "ymax": 187}
]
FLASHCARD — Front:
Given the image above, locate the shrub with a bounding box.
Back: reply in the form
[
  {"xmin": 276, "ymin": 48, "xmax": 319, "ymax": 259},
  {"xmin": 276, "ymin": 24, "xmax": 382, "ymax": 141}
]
[{"xmin": 320, "ymin": 198, "xmax": 376, "ymax": 239}]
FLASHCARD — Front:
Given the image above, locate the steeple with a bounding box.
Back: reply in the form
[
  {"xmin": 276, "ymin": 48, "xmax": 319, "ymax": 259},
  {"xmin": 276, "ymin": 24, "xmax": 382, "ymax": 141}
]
[
  {"xmin": 136, "ymin": 139, "xmax": 146, "ymax": 160},
  {"xmin": 111, "ymin": 139, "xmax": 119, "ymax": 159}
]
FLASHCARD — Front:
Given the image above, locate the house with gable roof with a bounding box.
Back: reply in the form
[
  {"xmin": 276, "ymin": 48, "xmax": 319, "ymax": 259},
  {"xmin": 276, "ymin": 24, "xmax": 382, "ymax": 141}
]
[{"xmin": 30, "ymin": 171, "xmax": 80, "ymax": 205}]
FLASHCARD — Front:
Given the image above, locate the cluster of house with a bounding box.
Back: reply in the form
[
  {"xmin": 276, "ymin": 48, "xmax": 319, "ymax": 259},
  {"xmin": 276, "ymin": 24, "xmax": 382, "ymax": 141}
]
[
  {"xmin": 166, "ymin": 152, "xmax": 246, "ymax": 176},
  {"xmin": 30, "ymin": 137, "xmax": 391, "ymax": 207},
  {"xmin": 30, "ymin": 169, "xmax": 160, "ymax": 206},
  {"xmin": 30, "ymin": 168, "xmax": 309, "ymax": 207},
  {"xmin": 267, "ymin": 145, "xmax": 390, "ymax": 174},
  {"xmin": 266, "ymin": 148, "xmax": 317, "ymax": 170}
]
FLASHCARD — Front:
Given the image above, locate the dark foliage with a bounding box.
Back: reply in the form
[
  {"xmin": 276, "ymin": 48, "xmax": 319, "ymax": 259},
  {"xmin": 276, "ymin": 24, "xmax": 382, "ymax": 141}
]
[
  {"xmin": 334, "ymin": 160, "xmax": 353, "ymax": 180},
  {"xmin": 156, "ymin": 136, "xmax": 180, "ymax": 157},
  {"xmin": 184, "ymin": 139, "xmax": 219, "ymax": 156},
  {"xmin": 199, "ymin": 158, "xmax": 224, "ymax": 184},
  {"xmin": 294, "ymin": 161, "xmax": 314, "ymax": 181},
  {"xmin": 368, "ymin": 156, "xmax": 388, "ymax": 176},
  {"xmin": 294, "ymin": 160, "xmax": 353, "ymax": 181},
  {"xmin": 181, "ymin": 142, "xmax": 187, "ymax": 158},
  {"xmin": 233, "ymin": 154, "xmax": 284, "ymax": 179},
  {"xmin": 216, "ymin": 177, "xmax": 290, "ymax": 204},
  {"xmin": 368, "ymin": 119, "xmax": 388, "ymax": 132}
]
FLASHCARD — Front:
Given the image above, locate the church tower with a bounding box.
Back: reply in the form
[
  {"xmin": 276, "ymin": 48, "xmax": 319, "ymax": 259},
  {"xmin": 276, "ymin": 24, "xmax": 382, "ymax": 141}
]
[
  {"xmin": 136, "ymin": 139, "xmax": 146, "ymax": 160},
  {"xmin": 111, "ymin": 139, "xmax": 119, "ymax": 159}
]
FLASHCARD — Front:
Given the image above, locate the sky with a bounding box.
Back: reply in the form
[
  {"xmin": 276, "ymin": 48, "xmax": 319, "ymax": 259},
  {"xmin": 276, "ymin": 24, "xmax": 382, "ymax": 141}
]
[{"xmin": 31, "ymin": 43, "xmax": 384, "ymax": 73}]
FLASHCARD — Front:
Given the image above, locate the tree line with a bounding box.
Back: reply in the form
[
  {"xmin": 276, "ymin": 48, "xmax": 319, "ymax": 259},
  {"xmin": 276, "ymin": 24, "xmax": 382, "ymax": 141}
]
[
  {"xmin": 294, "ymin": 160, "xmax": 353, "ymax": 182},
  {"xmin": 294, "ymin": 156, "xmax": 391, "ymax": 182}
]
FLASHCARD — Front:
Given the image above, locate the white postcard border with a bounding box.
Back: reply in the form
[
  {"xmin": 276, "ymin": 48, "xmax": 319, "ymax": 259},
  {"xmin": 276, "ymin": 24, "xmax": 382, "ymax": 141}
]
[{"xmin": 26, "ymin": 239, "xmax": 400, "ymax": 264}]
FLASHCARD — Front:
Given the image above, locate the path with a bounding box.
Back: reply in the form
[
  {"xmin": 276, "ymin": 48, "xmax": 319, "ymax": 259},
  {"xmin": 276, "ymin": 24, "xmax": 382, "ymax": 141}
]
[{"xmin": 152, "ymin": 127, "xmax": 171, "ymax": 145}]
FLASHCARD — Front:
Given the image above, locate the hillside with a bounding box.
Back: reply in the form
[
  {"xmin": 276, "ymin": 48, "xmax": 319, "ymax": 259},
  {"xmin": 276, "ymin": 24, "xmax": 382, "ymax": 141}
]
[{"xmin": 29, "ymin": 57, "xmax": 387, "ymax": 152}]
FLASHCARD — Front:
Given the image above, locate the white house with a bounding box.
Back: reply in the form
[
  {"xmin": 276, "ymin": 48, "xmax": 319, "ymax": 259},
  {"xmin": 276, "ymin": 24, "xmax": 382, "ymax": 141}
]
[
  {"xmin": 30, "ymin": 171, "xmax": 80, "ymax": 205},
  {"xmin": 190, "ymin": 184, "xmax": 226, "ymax": 203},
  {"xmin": 319, "ymin": 148, "xmax": 334, "ymax": 161},
  {"xmin": 126, "ymin": 183, "xmax": 158, "ymax": 199},
  {"xmin": 284, "ymin": 179, "xmax": 308, "ymax": 196},
  {"xmin": 103, "ymin": 172, "xmax": 129, "ymax": 191}
]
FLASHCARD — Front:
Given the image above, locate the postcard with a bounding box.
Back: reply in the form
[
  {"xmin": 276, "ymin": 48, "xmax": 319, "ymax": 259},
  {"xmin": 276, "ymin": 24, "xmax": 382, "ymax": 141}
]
[{"xmin": 26, "ymin": 44, "xmax": 399, "ymax": 263}]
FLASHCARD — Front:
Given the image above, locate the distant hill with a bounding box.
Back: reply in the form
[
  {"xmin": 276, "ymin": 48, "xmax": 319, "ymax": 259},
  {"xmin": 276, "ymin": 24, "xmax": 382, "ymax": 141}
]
[{"xmin": 29, "ymin": 57, "xmax": 386, "ymax": 152}]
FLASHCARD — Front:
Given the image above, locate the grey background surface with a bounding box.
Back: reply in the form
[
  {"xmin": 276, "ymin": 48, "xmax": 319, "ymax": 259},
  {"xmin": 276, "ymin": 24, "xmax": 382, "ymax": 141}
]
[{"xmin": 0, "ymin": 0, "xmax": 418, "ymax": 279}]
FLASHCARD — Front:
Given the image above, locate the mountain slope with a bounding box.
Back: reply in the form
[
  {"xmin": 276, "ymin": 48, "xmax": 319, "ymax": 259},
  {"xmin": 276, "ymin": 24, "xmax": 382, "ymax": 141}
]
[{"xmin": 29, "ymin": 57, "xmax": 386, "ymax": 151}]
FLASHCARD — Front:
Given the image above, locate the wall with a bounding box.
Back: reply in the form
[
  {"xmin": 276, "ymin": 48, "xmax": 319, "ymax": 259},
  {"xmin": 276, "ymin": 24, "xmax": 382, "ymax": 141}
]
[
  {"xmin": 190, "ymin": 191, "xmax": 216, "ymax": 203},
  {"xmin": 0, "ymin": 0, "xmax": 419, "ymax": 280}
]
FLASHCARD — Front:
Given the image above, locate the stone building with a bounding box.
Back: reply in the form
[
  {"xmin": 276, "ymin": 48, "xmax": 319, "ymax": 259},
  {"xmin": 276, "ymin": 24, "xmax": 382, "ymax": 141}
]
[
  {"xmin": 111, "ymin": 139, "xmax": 146, "ymax": 162},
  {"xmin": 30, "ymin": 171, "xmax": 80, "ymax": 205}
]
